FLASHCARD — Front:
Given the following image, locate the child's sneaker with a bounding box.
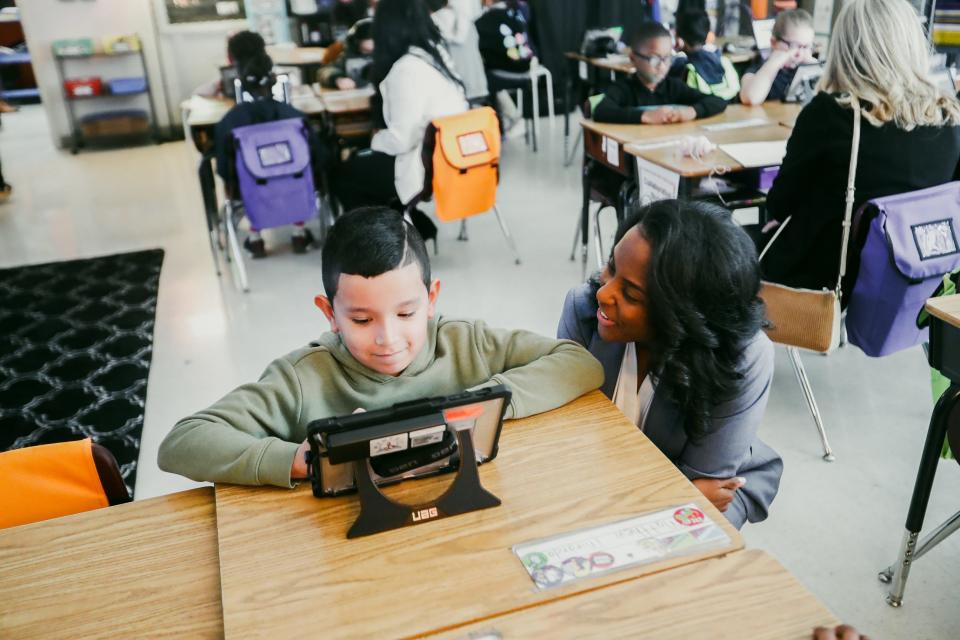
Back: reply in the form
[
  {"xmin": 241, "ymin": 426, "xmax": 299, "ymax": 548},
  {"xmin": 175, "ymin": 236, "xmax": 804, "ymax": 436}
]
[
  {"xmin": 243, "ymin": 236, "xmax": 266, "ymax": 259},
  {"xmin": 292, "ymin": 228, "xmax": 315, "ymax": 254}
]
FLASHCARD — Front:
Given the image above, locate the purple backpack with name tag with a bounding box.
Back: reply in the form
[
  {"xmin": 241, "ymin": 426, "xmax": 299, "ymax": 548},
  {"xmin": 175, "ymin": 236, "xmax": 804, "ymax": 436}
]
[
  {"xmin": 232, "ymin": 117, "xmax": 317, "ymax": 230},
  {"xmin": 846, "ymin": 181, "xmax": 960, "ymax": 357}
]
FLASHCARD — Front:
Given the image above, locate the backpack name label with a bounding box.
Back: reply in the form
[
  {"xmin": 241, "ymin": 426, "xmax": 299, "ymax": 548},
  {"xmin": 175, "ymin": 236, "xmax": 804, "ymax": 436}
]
[{"xmin": 911, "ymin": 219, "xmax": 959, "ymax": 261}]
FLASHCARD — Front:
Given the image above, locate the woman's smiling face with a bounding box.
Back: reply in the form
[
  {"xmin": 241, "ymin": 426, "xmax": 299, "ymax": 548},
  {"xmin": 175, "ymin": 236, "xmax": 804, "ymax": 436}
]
[{"xmin": 595, "ymin": 226, "xmax": 655, "ymax": 345}]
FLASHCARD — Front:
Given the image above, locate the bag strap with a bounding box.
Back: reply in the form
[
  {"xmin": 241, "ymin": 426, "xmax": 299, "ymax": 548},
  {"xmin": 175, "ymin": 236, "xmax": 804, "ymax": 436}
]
[
  {"xmin": 758, "ymin": 215, "xmax": 791, "ymax": 262},
  {"xmin": 836, "ymin": 94, "xmax": 862, "ymax": 295}
]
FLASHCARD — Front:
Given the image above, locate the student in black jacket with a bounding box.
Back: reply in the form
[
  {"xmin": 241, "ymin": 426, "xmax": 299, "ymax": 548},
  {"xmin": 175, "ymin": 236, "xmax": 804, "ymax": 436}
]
[
  {"xmin": 761, "ymin": 0, "xmax": 960, "ymax": 291},
  {"xmin": 593, "ymin": 21, "xmax": 726, "ymax": 125}
]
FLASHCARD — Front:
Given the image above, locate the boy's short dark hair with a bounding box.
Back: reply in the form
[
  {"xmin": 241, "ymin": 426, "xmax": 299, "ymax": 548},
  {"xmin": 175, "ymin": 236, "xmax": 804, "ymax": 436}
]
[
  {"xmin": 629, "ymin": 21, "xmax": 672, "ymax": 51},
  {"xmin": 322, "ymin": 207, "xmax": 432, "ymax": 300},
  {"xmin": 676, "ymin": 10, "xmax": 711, "ymax": 47},
  {"xmin": 228, "ymin": 31, "xmax": 266, "ymax": 66}
]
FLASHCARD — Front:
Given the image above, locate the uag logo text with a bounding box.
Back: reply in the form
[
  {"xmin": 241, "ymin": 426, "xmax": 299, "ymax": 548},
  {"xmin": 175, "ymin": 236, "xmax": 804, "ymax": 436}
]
[
  {"xmin": 412, "ymin": 507, "xmax": 439, "ymax": 522},
  {"xmin": 912, "ymin": 219, "xmax": 959, "ymax": 260}
]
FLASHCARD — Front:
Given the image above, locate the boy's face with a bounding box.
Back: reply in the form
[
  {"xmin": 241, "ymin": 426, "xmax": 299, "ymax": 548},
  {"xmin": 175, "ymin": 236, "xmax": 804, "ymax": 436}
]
[
  {"xmin": 771, "ymin": 25, "xmax": 815, "ymax": 68},
  {"xmin": 629, "ymin": 36, "xmax": 674, "ymax": 87},
  {"xmin": 315, "ymin": 263, "xmax": 440, "ymax": 376}
]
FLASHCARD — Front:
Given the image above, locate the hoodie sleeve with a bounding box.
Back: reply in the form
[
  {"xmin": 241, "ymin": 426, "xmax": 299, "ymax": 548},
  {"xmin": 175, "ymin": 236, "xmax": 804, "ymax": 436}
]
[
  {"xmin": 468, "ymin": 322, "xmax": 604, "ymax": 419},
  {"xmin": 157, "ymin": 357, "xmax": 305, "ymax": 488}
]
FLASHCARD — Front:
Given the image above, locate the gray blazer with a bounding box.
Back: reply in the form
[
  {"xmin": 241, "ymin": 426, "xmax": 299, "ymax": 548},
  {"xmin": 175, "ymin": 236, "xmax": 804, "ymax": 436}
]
[{"xmin": 557, "ymin": 282, "xmax": 783, "ymax": 528}]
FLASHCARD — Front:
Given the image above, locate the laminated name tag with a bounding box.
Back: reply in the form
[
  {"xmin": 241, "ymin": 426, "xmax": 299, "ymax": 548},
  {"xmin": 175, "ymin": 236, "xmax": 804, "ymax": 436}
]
[{"xmin": 512, "ymin": 503, "xmax": 730, "ymax": 590}]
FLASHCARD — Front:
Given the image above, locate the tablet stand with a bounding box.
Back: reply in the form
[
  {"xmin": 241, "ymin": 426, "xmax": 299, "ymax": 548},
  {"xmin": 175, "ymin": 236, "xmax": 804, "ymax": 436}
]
[{"xmin": 347, "ymin": 425, "xmax": 501, "ymax": 539}]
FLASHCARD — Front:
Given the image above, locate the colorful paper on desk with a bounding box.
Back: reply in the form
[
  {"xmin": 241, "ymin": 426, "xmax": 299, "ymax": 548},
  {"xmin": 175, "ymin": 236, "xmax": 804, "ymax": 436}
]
[
  {"xmin": 512, "ymin": 503, "xmax": 730, "ymax": 591},
  {"xmin": 718, "ymin": 140, "xmax": 788, "ymax": 168},
  {"xmin": 636, "ymin": 157, "xmax": 680, "ymax": 204}
]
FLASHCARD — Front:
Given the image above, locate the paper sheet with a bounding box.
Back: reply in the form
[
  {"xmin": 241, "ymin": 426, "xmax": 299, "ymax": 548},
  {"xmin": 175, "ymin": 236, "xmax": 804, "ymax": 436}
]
[
  {"xmin": 718, "ymin": 140, "xmax": 789, "ymax": 168},
  {"xmin": 700, "ymin": 118, "xmax": 771, "ymax": 132}
]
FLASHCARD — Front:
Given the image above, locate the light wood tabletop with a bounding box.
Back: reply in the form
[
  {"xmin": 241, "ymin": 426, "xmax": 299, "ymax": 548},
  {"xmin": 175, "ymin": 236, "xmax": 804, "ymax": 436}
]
[
  {"xmin": 0, "ymin": 487, "xmax": 222, "ymax": 639},
  {"xmin": 317, "ymin": 85, "xmax": 374, "ymax": 114},
  {"xmin": 266, "ymin": 45, "xmax": 328, "ymax": 68},
  {"xmin": 213, "ymin": 391, "xmax": 743, "ymax": 639},
  {"xmin": 925, "ymin": 294, "xmax": 960, "ymax": 328},
  {"xmin": 432, "ymin": 550, "xmax": 838, "ymax": 639}
]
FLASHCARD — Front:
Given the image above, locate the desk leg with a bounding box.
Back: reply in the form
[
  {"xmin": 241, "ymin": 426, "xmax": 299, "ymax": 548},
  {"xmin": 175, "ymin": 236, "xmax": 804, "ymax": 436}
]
[
  {"xmin": 580, "ymin": 160, "xmax": 592, "ymax": 278},
  {"xmin": 882, "ymin": 382, "xmax": 960, "ymax": 607}
]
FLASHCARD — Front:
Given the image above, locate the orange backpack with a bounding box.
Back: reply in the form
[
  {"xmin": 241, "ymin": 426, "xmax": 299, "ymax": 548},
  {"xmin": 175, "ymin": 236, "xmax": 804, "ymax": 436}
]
[
  {"xmin": 0, "ymin": 438, "xmax": 129, "ymax": 529},
  {"xmin": 425, "ymin": 106, "xmax": 501, "ymax": 222}
]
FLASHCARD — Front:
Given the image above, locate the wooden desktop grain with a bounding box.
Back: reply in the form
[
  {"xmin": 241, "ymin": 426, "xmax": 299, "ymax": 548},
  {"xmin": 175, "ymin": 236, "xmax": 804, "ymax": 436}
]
[
  {"xmin": 433, "ymin": 550, "xmax": 838, "ymax": 639},
  {"xmin": 266, "ymin": 45, "xmax": 327, "ymax": 67},
  {"xmin": 926, "ymin": 294, "xmax": 960, "ymax": 328},
  {"xmin": 213, "ymin": 391, "xmax": 743, "ymax": 639},
  {"xmin": 0, "ymin": 487, "xmax": 222, "ymax": 639}
]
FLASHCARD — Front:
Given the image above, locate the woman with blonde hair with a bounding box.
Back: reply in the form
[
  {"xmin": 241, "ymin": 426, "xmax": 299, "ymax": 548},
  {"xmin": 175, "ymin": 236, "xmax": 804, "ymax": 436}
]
[{"xmin": 760, "ymin": 0, "xmax": 960, "ymax": 290}]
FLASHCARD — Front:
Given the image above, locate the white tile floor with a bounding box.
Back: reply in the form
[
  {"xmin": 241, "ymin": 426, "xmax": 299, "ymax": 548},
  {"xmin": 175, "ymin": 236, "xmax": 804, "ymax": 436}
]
[{"xmin": 2, "ymin": 106, "xmax": 959, "ymax": 638}]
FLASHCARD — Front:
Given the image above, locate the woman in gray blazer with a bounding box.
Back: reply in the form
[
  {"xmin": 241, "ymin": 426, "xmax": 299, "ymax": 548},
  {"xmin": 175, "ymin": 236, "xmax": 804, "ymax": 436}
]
[{"xmin": 557, "ymin": 200, "xmax": 782, "ymax": 528}]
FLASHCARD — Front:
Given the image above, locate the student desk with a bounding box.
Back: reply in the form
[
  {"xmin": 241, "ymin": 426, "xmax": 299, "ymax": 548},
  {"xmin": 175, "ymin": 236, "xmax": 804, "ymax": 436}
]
[
  {"xmin": 318, "ymin": 85, "xmax": 375, "ymax": 140},
  {"xmin": 0, "ymin": 487, "xmax": 222, "ymax": 639},
  {"xmin": 212, "ymin": 391, "xmax": 744, "ymax": 639},
  {"xmin": 266, "ymin": 45, "xmax": 328, "ymax": 82},
  {"xmin": 435, "ymin": 549, "xmax": 838, "ymax": 639},
  {"xmin": 575, "ymin": 103, "xmax": 801, "ymax": 272},
  {"xmin": 882, "ymin": 295, "xmax": 960, "ymax": 607}
]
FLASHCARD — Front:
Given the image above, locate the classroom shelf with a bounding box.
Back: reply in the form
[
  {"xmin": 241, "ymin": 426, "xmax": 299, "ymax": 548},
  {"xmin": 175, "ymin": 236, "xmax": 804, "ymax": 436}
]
[
  {"xmin": 1, "ymin": 87, "xmax": 38, "ymax": 100},
  {"xmin": 0, "ymin": 51, "xmax": 30, "ymax": 65},
  {"xmin": 66, "ymin": 89, "xmax": 149, "ymax": 101},
  {"xmin": 54, "ymin": 50, "xmax": 140, "ymax": 60}
]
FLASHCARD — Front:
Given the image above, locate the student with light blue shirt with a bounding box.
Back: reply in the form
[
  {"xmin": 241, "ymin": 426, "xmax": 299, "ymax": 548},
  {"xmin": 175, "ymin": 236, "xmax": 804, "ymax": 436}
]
[{"xmin": 557, "ymin": 199, "xmax": 782, "ymax": 529}]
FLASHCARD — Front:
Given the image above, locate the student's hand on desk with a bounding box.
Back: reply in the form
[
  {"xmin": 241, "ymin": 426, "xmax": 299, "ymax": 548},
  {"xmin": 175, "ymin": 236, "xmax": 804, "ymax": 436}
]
[
  {"xmin": 336, "ymin": 77, "xmax": 357, "ymax": 90},
  {"xmin": 813, "ymin": 625, "xmax": 869, "ymax": 640},
  {"xmin": 291, "ymin": 439, "xmax": 310, "ymax": 480},
  {"xmin": 641, "ymin": 107, "xmax": 679, "ymax": 125},
  {"xmin": 674, "ymin": 106, "xmax": 697, "ymax": 122},
  {"xmin": 692, "ymin": 477, "xmax": 745, "ymax": 512}
]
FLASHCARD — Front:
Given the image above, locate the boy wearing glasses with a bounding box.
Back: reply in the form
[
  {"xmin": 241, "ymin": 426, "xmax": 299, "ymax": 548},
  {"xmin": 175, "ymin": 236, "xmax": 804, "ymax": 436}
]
[
  {"xmin": 593, "ymin": 21, "xmax": 727, "ymax": 125},
  {"xmin": 740, "ymin": 9, "xmax": 817, "ymax": 105}
]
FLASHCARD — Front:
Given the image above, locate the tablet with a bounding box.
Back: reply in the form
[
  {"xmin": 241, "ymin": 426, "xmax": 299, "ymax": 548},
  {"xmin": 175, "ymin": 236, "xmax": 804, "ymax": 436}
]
[
  {"xmin": 784, "ymin": 62, "xmax": 824, "ymax": 104},
  {"xmin": 306, "ymin": 385, "xmax": 511, "ymax": 497}
]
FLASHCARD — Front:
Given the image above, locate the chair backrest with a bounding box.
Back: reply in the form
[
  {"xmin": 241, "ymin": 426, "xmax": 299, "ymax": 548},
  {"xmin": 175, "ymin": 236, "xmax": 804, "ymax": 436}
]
[
  {"xmin": 0, "ymin": 438, "xmax": 130, "ymax": 530},
  {"xmin": 421, "ymin": 106, "xmax": 500, "ymax": 222},
  {"xmin": 232, "ymin": 117, "xmax": 318, "ymax": 229},
  {"xmin": 846, "ymin": 181, "xmax": 960, "ymax": 357}
]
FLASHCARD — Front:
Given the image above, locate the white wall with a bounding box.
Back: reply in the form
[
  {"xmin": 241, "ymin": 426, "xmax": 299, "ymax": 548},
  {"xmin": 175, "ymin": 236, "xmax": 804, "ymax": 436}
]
[{"xmin": 18, "ymin": 0, "xmax": 174, "ymax": 148}]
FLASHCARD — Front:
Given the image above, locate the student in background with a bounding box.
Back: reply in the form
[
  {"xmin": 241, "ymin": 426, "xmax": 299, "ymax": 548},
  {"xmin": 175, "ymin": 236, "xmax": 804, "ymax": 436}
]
[
  {"xmin": 673, "ymin": 6, "xmax": 740, "ymax": 100},
  {"xmin": 331, "ymin": 0, "xmax": 468, "ymax": 242},
  {"xmin": 158, "ymin": 207, "xmax": 604, "ymax": 487},
  {"xmin": 427, "ymin": 0, "xmax": 489, "ymax": 103},
  {"xmin": 761, "ymin": 0, "xmax": 960, "ymax": 291},
  {"xmin": 317, "ymin": 18, "xmax": 374, "ymax": 89},
  {"xmin": 593, "ymin": 21, "xmax": 726, "ymax": 124},
  {"xmin": 558, "ymin": 200, "xmax": 782, "ymax": 529},
  {"xmin": 214, "ymin": 52, "xmax": 329, "ymax": 257},
  {"xmin": 193, "ymin": 30, "xmax": 267, "ymax": 98},
  {"xmin": 739, "ymin": 9, "xmax": 816, "ymax": 105},
  {"xmin": 475, "ymin": 0, "xmax": 536, "ymax": 132}
]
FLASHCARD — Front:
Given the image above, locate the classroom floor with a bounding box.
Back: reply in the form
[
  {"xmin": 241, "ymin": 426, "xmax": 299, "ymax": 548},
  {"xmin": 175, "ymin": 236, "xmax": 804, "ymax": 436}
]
[{"xmin": 2, "ymin": 105, "xmax": 958, "ymax": 639}]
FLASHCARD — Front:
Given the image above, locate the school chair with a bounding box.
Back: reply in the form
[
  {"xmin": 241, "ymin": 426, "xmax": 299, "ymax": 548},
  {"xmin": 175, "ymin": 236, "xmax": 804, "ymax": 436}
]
[
  {"xmin": 410, "ymin": 106, "xmax": 521, "ymax": 264},
  {"xmin": 0, "ymin": 438, "xmax": 130, "ymax": 530},
  {"xmin": 489, "ymin": 58, "xmax": 555, "ymax": 153}
]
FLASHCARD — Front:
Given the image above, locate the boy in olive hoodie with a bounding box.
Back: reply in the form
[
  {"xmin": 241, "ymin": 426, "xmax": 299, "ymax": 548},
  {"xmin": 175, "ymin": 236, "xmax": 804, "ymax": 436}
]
[{"xmin": 158, "ymin": 207, "xmax": 604, "ymax": 487}]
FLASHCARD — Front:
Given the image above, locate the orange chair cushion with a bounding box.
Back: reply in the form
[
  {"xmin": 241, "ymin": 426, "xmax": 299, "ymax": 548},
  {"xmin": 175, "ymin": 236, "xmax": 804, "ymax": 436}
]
[
  {"xmin": 0, "ymin": 438, "xmax": 110, "ymax": 529},
  {"xmin": 430, "ymin": 106, "xmax": 501, "ymax": 222}
]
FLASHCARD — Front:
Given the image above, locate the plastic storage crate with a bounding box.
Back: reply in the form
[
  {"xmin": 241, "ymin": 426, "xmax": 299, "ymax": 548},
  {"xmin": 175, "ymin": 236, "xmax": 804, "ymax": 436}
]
[
  {"xmin": 79, "ymin": 110, "xmax": 149, "ymax": 137},
  {"xmin": 102, "ymin": 34, "xmax": 141, "ymax": 54},
  {"xmin": 53, "ymin": 38, "xmax": 95, "ymax": 57},
  {"xmin": 107, "ymin": 77, "xmax": 146, "ymax": 95},
  {"xmin": 64, "ymin": 77, "xmax": 103, "ymax": 98}
]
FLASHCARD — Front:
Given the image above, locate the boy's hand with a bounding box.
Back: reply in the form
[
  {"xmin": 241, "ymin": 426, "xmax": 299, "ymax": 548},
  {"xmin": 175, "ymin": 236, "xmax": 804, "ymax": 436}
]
[
  {"xmin": 641, "ymin": 107, "xmax": 679, "ymax": 124},
  {"xmin": 767, "ymin": 49, "xmax": 792, "ymax": 70},
  {"xmin": 291, "ymin": 439, "xmax": 310, "ymax": 480},
  {"xmin": 692, "ymin": 477, "xmax": 746, "ymax": 512},
  {"xmin": 336, "ymin": 77, "xmax": 357, "ymax": 90},
  {"xmin": 675, "ymin": 106, "xmax": 697, "ymax": 122}
]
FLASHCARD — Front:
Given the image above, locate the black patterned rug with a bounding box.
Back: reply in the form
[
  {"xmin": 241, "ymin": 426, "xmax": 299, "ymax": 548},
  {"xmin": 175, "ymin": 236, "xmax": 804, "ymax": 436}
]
[{"xmin": 0, "ymin": 249, "xmax": 164, "ymax": 496}]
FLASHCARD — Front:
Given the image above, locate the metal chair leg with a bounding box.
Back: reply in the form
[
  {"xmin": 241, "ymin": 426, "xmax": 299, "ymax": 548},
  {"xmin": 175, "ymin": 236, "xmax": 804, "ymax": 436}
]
[
  {"xmin": 457, "ymin": 219, "xmax": 468, "ymax": 242},
  {"xmin": 564, "ymin": 127, "xmax": 582, "ymax": 168},
  {"xmin": 545, "ymin": 69, "xmax": 555, "ymax": 133},
  {"xmin": 224, "ymin": 201, "xmax": 249, "ymax": 293},
  {"xmin": 787, "ymin": 346, "xmax": 835, "ymax": 461},
  {"xmin": 879, "ymin": 509, "xmax": 960, "ymax": 587},
  {"xmin": 569, "ymin": 215, "xmax": 581, "ymax": 261},
  {"xmin": 593, "ymin": 204, "xmax": 611, "ymax": 270},
  {"xmin": 492, "ymin": 205, "xmax": 521, "ymax": 265}
]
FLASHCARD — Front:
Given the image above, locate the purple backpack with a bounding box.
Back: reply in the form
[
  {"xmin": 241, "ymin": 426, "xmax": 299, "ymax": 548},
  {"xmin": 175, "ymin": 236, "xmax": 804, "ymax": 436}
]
[
  {"xmin": 232, "ymin": 117, "xmax": 317, "ymax": 230},
  {"xmin": 846, "ymin": 181, "xmax": 960, "ymax": 357}
]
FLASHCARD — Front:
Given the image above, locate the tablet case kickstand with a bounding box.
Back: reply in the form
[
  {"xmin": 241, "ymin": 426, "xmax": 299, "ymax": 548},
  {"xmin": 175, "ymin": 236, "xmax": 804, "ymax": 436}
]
[{"xmin": 347, "ymin": 427, "xmax": 501, "ymax": 538}]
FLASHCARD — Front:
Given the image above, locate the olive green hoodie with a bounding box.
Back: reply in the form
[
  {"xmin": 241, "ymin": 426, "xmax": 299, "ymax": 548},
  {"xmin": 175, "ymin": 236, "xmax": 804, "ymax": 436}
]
[{"xmin": 157, "ymin": 317, "xmax": 604, "ymax": 487}]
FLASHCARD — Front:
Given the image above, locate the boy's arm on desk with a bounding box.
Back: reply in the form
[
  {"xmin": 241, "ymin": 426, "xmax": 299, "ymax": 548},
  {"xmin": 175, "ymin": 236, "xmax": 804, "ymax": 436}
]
[
  {"xmin": 468, "ymin": 322, "xmax": 604, "ymax": 420},
  {"xmin": 157, "ymin": 357, "xmax": 304, "ymax": 489}
]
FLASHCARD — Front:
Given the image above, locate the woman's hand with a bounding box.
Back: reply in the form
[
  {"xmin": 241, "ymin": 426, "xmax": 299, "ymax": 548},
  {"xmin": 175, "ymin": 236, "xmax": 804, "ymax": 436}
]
[
  {"xmin": 291, "ymin": 439, "xmax": 310, "ymax": 480},
  {"xmin": 692, "ymin": 477, "xmax": 746, "ymax": 512}
]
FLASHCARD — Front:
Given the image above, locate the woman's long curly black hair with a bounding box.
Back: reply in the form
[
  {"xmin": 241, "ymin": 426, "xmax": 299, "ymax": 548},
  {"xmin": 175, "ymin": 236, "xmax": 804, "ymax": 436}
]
[
  {"xmin": 371, "ymin": 0, "xmax": 464, "ymax": 90},
  {"xmin": 613, "ymin": 199, "xmax": 765, "ymax": 442}
]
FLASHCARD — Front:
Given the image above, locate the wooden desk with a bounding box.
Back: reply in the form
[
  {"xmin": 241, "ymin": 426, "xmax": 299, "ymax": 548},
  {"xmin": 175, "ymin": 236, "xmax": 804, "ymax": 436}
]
[
  {"xmin": 266, "ymin": 45, "xmax": 328, "ymax": 79},
  {"xmin": 882, "ymin": 294, "xmax": 960, "ymax": 606},
  {"xmin": 318, "ymin": 85, "xmax": 374, "ymax": 139},
  {"xmin": 0, "ymin": 488, "xmax": 222, "ymax": 639},
  {"xmin": 435, "ymin": 550, "xmax": 838, "ymax": 639},
  {"xmin": 213, "ymin": 391, "xmax": 743, "ymax": 639}
]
